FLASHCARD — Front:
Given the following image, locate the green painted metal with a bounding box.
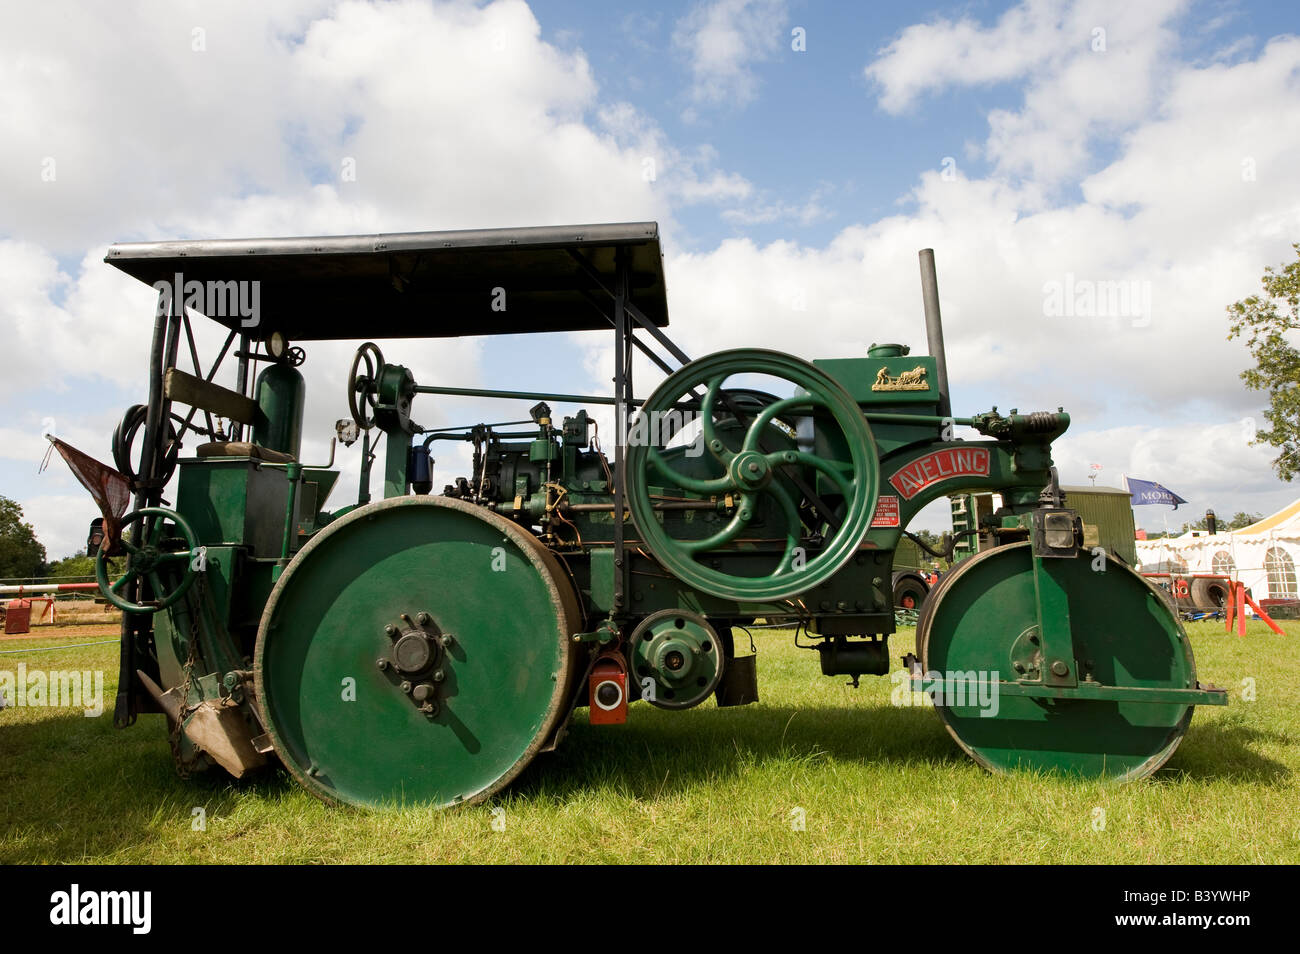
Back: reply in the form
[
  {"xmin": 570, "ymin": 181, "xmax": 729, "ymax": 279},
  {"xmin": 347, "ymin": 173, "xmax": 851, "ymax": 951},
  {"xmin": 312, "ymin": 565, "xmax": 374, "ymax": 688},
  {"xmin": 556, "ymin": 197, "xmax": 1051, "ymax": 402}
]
[
  {"xmin": 908, "ymin": 674, "xmax": 1226, "ymax": 706},
  {"xmin": 629, "ymin": 609, "xmax": 724, "ymax": 709},
  {"xmin": 917, "ymin": 542, "xmax": 1208, "ymax": 781},
  {"xmin": 278, "ymin": 461, "xmax": 303, "ymax": 575},
  {"xmin": 383, "ymin": 430, "xmax": 410, "ymax": 499},
  {"xmin": 814, "ymin": 353, "xmax": 940, "ymax": 406},
  {"xmin": 1062, "ymin": 484, "xmax": 1139, "ymax": 566},
  {"xmin": 625, "ymin": 349, "xmax": 880, "ymax": 601},
  {"xmin": 96, "ymin": 507, "xmax": 200, "ymax": 613},
  {"xmin": 252, "ymin": 363, "xmax": 306, "ymax": 458},
  {"xmin": 254, "ymin": 496, "xmax": 578, "ymax": 809},
  {"xmin": 174, "ymin": 457, "xmax": 295, "ymax": 556}
]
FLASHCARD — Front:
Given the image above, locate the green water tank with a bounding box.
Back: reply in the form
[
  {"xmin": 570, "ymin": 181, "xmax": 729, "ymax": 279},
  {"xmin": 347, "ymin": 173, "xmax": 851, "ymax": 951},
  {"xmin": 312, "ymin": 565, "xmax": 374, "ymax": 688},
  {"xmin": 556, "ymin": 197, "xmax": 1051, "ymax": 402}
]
[{"xmin": 253, "ymin": 363, "xmax": 305, "ymax": 459}]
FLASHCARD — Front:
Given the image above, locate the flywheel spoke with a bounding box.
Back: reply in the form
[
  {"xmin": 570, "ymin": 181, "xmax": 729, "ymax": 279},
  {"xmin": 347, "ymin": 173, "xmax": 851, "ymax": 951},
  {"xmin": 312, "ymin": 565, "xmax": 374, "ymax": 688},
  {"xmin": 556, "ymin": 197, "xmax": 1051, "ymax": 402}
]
[
  {"xmin": 647, "ymin": 448, "xmax": 733, "ymax": 496},
  {"xmin": 681, "ymin": 493, "xmax": 756, "ymax": 553},
  {"xmin": 699, "ymin": 375, "xmax": 735, "ymax": 465}
]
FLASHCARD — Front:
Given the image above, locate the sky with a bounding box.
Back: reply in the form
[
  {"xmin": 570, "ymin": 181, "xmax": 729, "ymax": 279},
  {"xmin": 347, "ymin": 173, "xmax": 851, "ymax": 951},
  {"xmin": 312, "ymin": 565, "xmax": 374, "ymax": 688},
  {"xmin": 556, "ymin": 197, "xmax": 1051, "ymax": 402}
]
[{"xmin": 2, "ymin": 0, "xmax": 1299, "ymax": 561}]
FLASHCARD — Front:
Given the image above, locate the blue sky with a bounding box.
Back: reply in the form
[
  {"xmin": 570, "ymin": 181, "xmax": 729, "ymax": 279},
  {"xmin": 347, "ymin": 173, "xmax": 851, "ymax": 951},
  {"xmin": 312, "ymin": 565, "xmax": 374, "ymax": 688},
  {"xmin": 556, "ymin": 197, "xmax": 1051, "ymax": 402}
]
[{"xmin": 2, "ymin": 0, "xmax": 1300, "ymax": 559}]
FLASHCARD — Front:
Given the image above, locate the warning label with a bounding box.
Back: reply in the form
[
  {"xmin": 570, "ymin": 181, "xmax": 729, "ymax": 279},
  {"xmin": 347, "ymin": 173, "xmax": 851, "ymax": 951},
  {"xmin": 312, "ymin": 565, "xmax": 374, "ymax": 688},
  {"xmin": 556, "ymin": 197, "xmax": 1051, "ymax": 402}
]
[{"xmin": 870, "ymin": 495, "xmax": 900, "ymax": 528}]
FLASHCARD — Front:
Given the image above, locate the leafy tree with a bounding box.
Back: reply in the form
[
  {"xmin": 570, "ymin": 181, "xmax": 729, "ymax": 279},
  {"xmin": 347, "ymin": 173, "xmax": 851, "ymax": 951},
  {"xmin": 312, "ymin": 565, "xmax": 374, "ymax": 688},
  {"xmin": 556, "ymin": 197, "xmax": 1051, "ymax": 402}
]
[
  {"xmin": 0, "ymin": 496, "xmax": 47, "ymax": 579},
  {"xmin": 1224, "ymin": 511, "xmax": 1264, "ymax": 531},
  {"xmin": 1228, "ymin": 243, "xmax": 1300, "ymax": 479},
  {"xmin": 1178, "ymin": 511, "xmax": 1263, "ymax": 533},
  {"xmin": 47, "ymin": 552, "xmax": 97, "ymax": 578}
]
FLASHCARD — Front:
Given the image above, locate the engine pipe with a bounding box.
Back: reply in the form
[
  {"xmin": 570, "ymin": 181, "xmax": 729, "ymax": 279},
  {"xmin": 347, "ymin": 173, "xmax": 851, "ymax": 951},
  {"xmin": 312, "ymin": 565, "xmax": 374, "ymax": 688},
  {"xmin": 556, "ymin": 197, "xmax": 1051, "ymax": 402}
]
[{"xmin": 918, "ymin": 248, "xmax": 952, "ymax": 420}]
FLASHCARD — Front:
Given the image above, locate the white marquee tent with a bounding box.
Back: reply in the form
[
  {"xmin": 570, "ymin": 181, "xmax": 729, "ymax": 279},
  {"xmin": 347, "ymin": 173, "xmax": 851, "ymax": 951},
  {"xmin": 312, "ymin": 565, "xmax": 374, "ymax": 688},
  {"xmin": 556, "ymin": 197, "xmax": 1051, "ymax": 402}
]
[{"xmin": 1135, "ymin": 499, "xmax": 1300, "ymax": 600}]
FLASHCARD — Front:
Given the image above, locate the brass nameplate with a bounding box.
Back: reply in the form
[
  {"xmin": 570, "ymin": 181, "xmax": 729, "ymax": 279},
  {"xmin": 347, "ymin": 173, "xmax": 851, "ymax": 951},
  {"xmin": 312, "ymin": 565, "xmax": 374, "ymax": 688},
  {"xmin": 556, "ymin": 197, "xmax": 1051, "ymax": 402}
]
[{"xmin": 872, "ymin": 365, "xmax": 929, "ymax": 392}]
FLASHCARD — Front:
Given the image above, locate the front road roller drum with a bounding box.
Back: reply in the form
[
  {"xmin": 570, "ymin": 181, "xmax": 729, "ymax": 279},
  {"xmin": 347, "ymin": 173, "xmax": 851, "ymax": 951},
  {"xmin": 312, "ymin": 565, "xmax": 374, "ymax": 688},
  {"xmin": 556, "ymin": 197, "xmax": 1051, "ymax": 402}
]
[
  {"xmin": 916, "ymin": 542, "xmax": 1223, "ymax": 781},
  {"xmin": 254, "ymin": 496, "xmax": 580, "ymax": 809}
]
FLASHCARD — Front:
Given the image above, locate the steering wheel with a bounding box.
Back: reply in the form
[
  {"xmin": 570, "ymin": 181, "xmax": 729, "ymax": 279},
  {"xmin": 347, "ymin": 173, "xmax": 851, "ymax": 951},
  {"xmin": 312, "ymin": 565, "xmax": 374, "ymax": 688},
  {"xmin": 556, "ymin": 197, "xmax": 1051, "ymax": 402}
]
[
  {"xmin": 96, "ymin": 507, "xmax": 202, "ymax": 613},
  {"xmin": 347, "ymin": 342, "xmax": 385, "ymax": 430},
  {"xmin": 624, "ymin": 349, "xmax": 879, "ymax": 601}
]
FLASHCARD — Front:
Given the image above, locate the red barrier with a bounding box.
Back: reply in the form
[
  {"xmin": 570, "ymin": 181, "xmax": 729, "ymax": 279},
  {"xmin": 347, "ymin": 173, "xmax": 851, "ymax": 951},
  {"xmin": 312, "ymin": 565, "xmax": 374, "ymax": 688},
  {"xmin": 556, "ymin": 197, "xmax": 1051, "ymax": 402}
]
[{"xmin": 1224, "ymin": 580, "xmax": 1285, "ymax": 637}]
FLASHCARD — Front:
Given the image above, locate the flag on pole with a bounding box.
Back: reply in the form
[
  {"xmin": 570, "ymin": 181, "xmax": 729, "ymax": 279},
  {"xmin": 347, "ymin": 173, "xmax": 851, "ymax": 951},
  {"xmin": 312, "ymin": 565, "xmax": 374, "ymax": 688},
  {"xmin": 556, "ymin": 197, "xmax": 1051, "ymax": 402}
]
[{"xmin": 1121, "ymin": 475, "xmax": 1187, "ymax": 510}]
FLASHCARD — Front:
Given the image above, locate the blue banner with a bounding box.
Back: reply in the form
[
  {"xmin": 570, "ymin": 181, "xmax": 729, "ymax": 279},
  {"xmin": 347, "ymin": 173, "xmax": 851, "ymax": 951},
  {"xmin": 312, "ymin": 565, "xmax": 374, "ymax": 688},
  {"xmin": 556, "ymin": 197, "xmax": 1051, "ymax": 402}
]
[{"xmin": 1123, "ymin": 476, "xmax": 1187, "ymax": 510}]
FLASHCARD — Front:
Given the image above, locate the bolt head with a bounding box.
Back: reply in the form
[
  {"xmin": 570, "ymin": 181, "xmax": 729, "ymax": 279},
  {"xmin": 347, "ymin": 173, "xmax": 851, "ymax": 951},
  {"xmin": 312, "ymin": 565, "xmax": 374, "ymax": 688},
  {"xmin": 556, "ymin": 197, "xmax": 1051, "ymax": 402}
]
[
  {"xmin": 384, "ymin": 624, "xmax": 397, "ymax": 637},
  {"xmin": 376, "ymin": 658, "xmax": 389, "ymax": 670},
  {"xmin": 417, "ymin": 612, "xmax": 431, "ymax": 626},
  {"xmin": 401, "ymin": 681, "xmax": 413, "ymax": 694},
  {"xmin": 1051, "ymin": 660, "xmax": 1069, "ymax": 676},
  {"xmin": 433, "ymin": 669, "xmax": 446, "ymax": 683}
]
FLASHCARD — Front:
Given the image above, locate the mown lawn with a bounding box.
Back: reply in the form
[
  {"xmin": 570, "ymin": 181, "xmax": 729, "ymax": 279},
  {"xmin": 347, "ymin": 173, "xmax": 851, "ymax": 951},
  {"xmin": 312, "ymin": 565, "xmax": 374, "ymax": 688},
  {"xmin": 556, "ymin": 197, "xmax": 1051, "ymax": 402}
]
[{"xmin": 1, "ymin": 620, "xmax": 1296, "ymax": 864}]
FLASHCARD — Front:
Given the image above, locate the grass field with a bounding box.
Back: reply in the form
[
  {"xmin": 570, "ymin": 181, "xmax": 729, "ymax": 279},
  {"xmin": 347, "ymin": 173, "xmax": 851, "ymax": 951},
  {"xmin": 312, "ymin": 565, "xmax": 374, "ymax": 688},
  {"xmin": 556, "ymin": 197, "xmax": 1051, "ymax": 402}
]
[{"xmin": 1, "ymin": 619, "xmax": 1297, "ymax": 864}]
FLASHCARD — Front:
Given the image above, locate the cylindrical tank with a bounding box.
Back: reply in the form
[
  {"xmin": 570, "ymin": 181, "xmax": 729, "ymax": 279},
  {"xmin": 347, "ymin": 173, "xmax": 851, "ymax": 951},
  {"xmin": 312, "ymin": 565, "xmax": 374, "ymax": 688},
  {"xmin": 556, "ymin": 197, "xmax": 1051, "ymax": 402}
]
[
  {"xmin": 253, "ymin": 363, "xmax": 305, "ymax": 459},
  {"xmin": 409, "ymin": 446, "xmax": 432, "ymax": 495}
]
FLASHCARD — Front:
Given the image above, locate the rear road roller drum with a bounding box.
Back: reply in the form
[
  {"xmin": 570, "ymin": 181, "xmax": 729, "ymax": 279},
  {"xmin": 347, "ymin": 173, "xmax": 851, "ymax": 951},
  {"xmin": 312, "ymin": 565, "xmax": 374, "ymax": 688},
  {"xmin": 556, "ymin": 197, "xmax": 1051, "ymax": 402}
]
[
  {"xmin": 916, "ymin": 542, "xmax": 1211, "ymax": 781},
  {"xmin": 254, "ymin": 496, "xmax": 580, "ymax": 809}
]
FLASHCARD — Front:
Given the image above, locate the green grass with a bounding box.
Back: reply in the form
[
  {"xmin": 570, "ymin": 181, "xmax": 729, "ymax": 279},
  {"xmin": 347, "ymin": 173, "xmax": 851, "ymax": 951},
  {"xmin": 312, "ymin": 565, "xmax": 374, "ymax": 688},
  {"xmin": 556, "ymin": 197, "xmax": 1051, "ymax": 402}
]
[{"xmin": 1, "ymin": 621, "xmax": 1297, "ymax": 863}]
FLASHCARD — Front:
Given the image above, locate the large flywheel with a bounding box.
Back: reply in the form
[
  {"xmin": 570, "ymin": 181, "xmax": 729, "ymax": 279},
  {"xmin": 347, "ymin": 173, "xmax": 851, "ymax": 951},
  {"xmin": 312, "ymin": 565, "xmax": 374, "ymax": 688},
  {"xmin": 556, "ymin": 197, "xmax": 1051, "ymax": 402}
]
[
  {"xmin": 625, "ymin": 349, "xmax": 879, "ymax": 601},
  {"xmin": 916, "ymin": 542, "xmax": 1216, "ymax": 781},
  {"xmin": 254, "ymin": 496, "xmax": 580, "ymax": 809}
]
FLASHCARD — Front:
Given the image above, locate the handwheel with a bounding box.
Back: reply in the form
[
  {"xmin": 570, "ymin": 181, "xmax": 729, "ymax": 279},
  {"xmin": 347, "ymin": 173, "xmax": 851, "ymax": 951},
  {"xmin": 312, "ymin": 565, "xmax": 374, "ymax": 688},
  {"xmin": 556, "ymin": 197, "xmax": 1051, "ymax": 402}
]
[
  {"xmin": 625, "ymin": 349, "xmax": 879, "ymax": 601},
  {"xmin": 347, "ymin": 341, "xmax": 385, "ymax": 430},
  {"xmin": 917, "ymin": 542, "xmax": 1202, "ymax": 781},
  {"xmin": 96, "ymin": 507, "xmax": 201, "ymax": 613}
]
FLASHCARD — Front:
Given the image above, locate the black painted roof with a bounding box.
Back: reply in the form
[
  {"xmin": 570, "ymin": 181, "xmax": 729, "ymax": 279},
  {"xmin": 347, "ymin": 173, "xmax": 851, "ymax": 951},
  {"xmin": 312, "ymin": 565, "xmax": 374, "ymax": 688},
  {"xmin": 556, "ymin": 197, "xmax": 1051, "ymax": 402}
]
[{"xmin": 105, "ymin": 222, "xmax": 667, "ymax": 339}]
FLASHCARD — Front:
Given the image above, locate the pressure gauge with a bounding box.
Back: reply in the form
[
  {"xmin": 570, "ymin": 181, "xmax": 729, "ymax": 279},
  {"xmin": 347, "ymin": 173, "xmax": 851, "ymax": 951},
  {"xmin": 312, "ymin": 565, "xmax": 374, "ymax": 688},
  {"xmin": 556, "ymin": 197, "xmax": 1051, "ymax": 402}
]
[{"xmin": 268, "ymin": 331, "xmax": 288, "ymax": 361}]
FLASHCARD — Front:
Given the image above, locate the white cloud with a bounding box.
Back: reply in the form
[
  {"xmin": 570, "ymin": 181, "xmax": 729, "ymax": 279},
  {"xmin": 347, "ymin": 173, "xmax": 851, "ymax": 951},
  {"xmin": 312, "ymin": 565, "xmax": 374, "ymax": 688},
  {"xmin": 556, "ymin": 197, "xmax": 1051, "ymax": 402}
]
[
  {"xmin": 866, "ymin": 0, "xmax": 1191, "ymax": 184},
  {"xmin": 1049, "ymin": 418, "xmax": 1296, "ymax": 529},
  {"xmin": 865, "ymin": 0, "xmax": 1070, "ymax": 113},
  {"xmin": 672, "ymin": 0, "xmax": 786, "ymax": 111}
]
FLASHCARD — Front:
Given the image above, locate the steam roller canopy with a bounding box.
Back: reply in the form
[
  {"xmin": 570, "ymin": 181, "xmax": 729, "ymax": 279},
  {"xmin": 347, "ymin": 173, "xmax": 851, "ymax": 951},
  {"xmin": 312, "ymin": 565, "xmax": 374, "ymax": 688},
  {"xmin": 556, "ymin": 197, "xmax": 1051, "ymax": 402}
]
[
  {"xmin": 917, "ymin": 542, "xmax": 1202, "ymax": 781},
  {"xmin": 625, "ymin": 348, "xmax": 879, "ymax": 601},
  {"xmin": 254, "ymin": 496, "xmax": 578, "ymax": 809}
]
